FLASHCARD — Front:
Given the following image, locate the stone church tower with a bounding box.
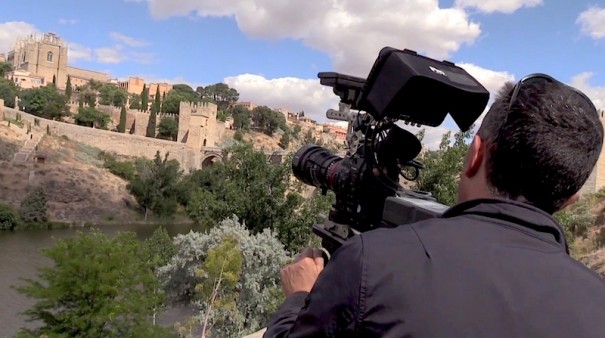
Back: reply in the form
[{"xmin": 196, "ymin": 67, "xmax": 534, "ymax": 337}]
[{"xmin": 7, "ymin": 33, "xmax": 68, "ymax": 89}]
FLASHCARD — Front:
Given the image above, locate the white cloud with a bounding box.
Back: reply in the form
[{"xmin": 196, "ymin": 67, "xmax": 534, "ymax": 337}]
[
  {"xmin": 456, "ymin": 63, "xmax": 516, "ymax": 128},
  {"xmin": 455, "ymin": 0, "xmax": 542, "ymax": 14},
  {"xmin": 58, "ymin": 18, "xmax": 78, "ymax": 25},
  {"xmin": 222, "ymin": 63, "xmax": 512, "ymax": 150},
  {"xmin": 143, "ymin": 0, "xmax": 482, "ymax": 76},
  {"xmin": 570, "ymin": 72, "xmax": 605, "ymax": 111},
  {"xmin": 109, "ymin": 32, "xmax": 150, "ymax": 47},
  {"xmin": 68, "ymin": 42, "xmax": 94, "ymax": 61},
  {"xmin": 0, "ymin": 21, "xmax": 39, "ymax": 54},
  {"xmin": 224, "ymin": 73, "xmax": 337, "ymax": 120},
  {"xmin": 95, "ymin": 46, "xmax": 127, "ymax": 64},
  {"xmin": 576, "ymin": 6, "xmax": 605, "ymax": 40}
]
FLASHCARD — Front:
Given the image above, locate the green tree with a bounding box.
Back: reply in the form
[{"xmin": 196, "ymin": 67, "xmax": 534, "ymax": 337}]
[
  {"xmin": 198, "ymin": 83, "xmax": 240, "ymax": 111},
  {"xmin": 118, "ymin": 105, "xmax": 127, "ymax": 133},
  {"xmin": 0, "ymin": 78, "xmax": 19, "ymax": 108},
  {"xmin": 146, "ymin": 87, "xmax": 160, "ymax": 137},
  {"xmin": 127, "ymin": 151, "xmax": 182, "ymax": 220},
  {"xmin": 65, "ymin": 75, "xmax": 72, "ymax": 99},
  {"xmin": 183, "ymin": 144, "xmax": 329, "ymax": 252},
  {"xmin": 162, "ymin": 84, "xmax": 200, "ymax": 115},
  {"xmin": 141, "ymin": 84, "xmax": 148, "ymax": 111},
  {"xmin": 75, "ymin": 106, "xmax": 111, "ymax": 129},
  {"xmin": 157, "ymin": 117, "xmax": 178, "ymax": 140},
  {"xmin": 19, "ymin": 186, "xmax": 48, "ymax": 225},
  {"xmin": 0, "ymin": 61, "xmax": 13, "ymax": 77},
  {"xmin": 251, "ymin": 106, "xmax": 286, "ymax": 136},
  {"xmin": 158, "ymin": 216, "xmax": 289, "ymax": 337},
  {"xmin": 98, "ymin": 83, "xmax": 128, "ymax": 107},
  {"xmin": 130, "ymin": 93, "xmax": 142, "ymax": 110},
  {"xmin": 230, "ymin": 105, "xmax": 251, "ymax": 131},
  {"xmin": 196, "ymin": 236, "xmax": 243, "ymax": 337},
  {"xmin": 0, "ymin": 203, "xmax": 20, "ymax": 230},
  {"xmin": 19, "ymin": 86, "xmax": 70, "ymax": 120},
  {"xmin": 415, "ymin": 127, "xmax": 474, "ymax": 206},
  {"xmin": 14, "ymin": 230, "xmax": 176, "ymax": 338}
]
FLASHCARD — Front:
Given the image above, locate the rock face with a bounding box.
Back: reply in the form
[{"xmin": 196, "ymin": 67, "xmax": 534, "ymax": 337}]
[{"xmin": 579, "ymin": 249, "xmax": 605, "ymax": 278}]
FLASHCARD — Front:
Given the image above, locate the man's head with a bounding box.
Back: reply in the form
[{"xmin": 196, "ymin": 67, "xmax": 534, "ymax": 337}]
[{"xmin": 458, "ymin": 74, "xmax": 603, "ymax": 214}]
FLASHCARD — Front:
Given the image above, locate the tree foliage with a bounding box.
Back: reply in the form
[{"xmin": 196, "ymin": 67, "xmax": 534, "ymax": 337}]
[
  {"xmin": 98, "ymin": 83, "xmax": 128, "ymax": 107},
  {"xmin": 0, "ymin": 77, "xmax": 18, "ymax": 108},
  {"xmin": 181, "ymin": 143, "xmax": 328, "ymax": 252},
  {"xmin": 198, "ymin": 83, "xmax": 239, "ymax": 111},
  {"xmin": 19, "ymin": 85, "xmax": 70, "ymax": 120},
  {"xmin": 19, "ymin": 186, "xmax": 48, "ymax": 225},
  {"xmin": 118, "ymin": 105, "xmax": 127, "ymax": 133},
  {"xmin": 0, "ymin": 61, "xmax": 13, "ymax": 77},
  {"xmin": 158, "ymin": 216, "xmax": 289, "ymax": 337},
  {"xmin": 75, "ymin": 106, "xmax": 111, "ymax": 129},
  {"xmin": 415, "ymin": 127, "xmax": 474, "ymax": 206},
  {"xmin": 14, "ymin": 230, "xmax": 176, "ymax": 338},
  {"xmin": 127, "ymin": 151, "xmax": 182, "ymax": 220},
  {"xmin": 162, "ymin": 84, "xmax": 200, "ymax": 115},
  {"xmin": 251, "ymin": 106, "xmax": 286, "ymax": 136},
  {"xmin": 157, "ymin": 117, "xmax": 178, "ymax": 140},
  {"xmin": 0, "ymin": 203, "xmax": 20, "ymax": 230}
]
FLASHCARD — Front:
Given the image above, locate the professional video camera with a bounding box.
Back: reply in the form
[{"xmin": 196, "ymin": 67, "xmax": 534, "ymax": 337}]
[{"xmin": 291, "ymin": 47, "xmax": 490, "ymax": 257}]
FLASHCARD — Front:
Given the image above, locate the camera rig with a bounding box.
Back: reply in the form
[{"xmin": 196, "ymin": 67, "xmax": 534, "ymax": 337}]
[{"xmin": 291, "ymin": 47, "xmax": 490, "ymax": 256}]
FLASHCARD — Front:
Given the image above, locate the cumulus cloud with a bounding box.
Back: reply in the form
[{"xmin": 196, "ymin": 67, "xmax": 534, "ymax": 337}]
[
  {"xmin": 224, "ymin": 73, "xmax": 337, "ymax": 120},
  {"xmin": 68, "ymin": 43, "xmax": 94, "ymax": 61},
  {"xmin": 110, "ymin": 32, "xmax": 150, "ymax": 47},
  {"xmin": 576, "ymin": 6, "xmax": 605, "ymax": 40},
  {"xmin": 0, "ymin": 21, "xmax": 39, "ymax": 54},
  {"xmin": 455, "ymin": 0, "xmax": 542, "ymax": 14},
  {"xmin": 142, "ymin": 0, "xmax": 482, "ymax": 76},
  {"xmin": 570, "ymin": 72, "xmax": 605, "ymax": 111},
  {"xmin": 95, "ymin": 46, "xmax": 127, "ymax": 64}
]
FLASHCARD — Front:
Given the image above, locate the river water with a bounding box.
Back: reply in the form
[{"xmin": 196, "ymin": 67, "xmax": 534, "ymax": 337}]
[{"xmin": 0, "ymin": 223, "xmax": 203, "ymax": 338}]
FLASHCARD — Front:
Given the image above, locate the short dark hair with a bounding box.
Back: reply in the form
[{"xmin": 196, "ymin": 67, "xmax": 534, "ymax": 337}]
[{"xmin": 478, "ymin": 76, "xmax": 603, "ymax": 214}]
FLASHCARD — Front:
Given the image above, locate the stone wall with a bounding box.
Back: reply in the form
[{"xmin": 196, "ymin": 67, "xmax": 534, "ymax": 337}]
[{"xmin": 1, "ymin": 106, "xmax": 205, "ymax": 171}]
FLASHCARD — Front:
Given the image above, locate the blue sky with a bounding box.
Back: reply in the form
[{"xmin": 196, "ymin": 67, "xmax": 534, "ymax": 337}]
[{"xmin": 1, "ymin": 0, "xmax": 604, "ymax": 147}]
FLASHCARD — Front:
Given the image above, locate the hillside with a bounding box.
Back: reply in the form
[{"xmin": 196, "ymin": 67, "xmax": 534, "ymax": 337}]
[{"xmin": 0, "ymin": 122, "xmax": 140, "ymax": 225}]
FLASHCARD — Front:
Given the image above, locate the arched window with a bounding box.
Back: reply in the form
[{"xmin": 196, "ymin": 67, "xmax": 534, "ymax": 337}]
[{"xmin": 47, "ymin": 52, "xmax": 53, "ymax": 62}]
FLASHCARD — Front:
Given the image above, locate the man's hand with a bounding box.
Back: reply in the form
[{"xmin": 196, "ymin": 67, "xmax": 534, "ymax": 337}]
[{"xmin": 280, "ymin": 248, "xmax": 325, "ymax": 297}]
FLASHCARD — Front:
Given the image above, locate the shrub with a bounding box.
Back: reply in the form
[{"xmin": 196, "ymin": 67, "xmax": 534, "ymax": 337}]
[
  {"xmin": 0, "ymin": 203, "xmax": 20, "ymax": 230},
  {"xmin": 19, "ymin": 186, "xmax": 48, "ymax": 225}
]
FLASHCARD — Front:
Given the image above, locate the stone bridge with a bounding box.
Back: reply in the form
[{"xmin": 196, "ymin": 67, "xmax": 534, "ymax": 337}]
[{"xmin": 0, "ymin": 104, "xmax": 290, "ymax": 172}]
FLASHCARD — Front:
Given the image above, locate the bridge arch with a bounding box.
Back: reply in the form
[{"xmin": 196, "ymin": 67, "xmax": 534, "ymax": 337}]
[{"xmin": 201, "ymin": 153, "xmax": 222, "ymax": 168}]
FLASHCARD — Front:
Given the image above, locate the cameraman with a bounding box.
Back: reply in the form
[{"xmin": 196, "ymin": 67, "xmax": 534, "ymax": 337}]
[{"xmin": 263, "ymin": 74, "xmax": 605, "ymax": 338}]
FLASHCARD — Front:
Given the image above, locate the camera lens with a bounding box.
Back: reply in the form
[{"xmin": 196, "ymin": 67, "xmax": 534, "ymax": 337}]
[{"xmin": 292, "ymin": 144, "xmax": 343, "ymax": 190}]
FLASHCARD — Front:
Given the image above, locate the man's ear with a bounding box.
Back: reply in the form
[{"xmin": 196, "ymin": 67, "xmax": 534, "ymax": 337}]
[
  {"xmin": 463, "ymin": 135, "xmax": 485, "ymax": 178},
  {"xmin": 559, "ymin": 192, "xmax": 580, "ymax": 211}
]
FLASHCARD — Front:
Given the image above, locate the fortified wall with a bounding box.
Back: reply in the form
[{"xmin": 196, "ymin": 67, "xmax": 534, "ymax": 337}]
[
  {"xmin": 1, "ymin": 106, "xmax": 212, "ymax": 171},
  {"xmin": 66, "ymin": 101, "xmax": 225, "ymax": 142}
]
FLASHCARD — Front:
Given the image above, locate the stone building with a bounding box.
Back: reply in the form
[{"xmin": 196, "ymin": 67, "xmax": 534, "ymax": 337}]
[
  {"xmin": 5, "ymin": 33, "xmax": 109, "ymax": 90},
  {"xmin": 178, "ymin": 101, "xmax": 220, "ymax": 148}
]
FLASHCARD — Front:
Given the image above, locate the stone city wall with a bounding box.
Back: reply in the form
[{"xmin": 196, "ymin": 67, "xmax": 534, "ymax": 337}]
[{"xmin": 1, "ymin": 106, "xmax": 207, "ymax": 171}]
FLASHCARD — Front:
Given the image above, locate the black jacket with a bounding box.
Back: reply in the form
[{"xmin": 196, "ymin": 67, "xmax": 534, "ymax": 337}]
[{"xmin": 264, "ymin": 198, "xmax": 605, "ymax": 337}]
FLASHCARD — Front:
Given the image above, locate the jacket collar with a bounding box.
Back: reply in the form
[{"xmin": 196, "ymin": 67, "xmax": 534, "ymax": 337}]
[{"xmin": 441, "ymin": 198, "xmax": 570, "ymax": 254}]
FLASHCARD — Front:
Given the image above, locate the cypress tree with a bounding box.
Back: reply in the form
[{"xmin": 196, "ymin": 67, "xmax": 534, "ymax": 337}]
[
  {"xmin": 146, "ymin": 87, "xmax": 160, "ymax": 138},
  {"xmin": 65, "ymin": 76, "xmax": 72, "ymax": 99},
  {"xmin": 141, "ymin": 85, "xmax": 148, "ymax": 112},
  {"xmin": 118, "ymin": 105, "xmax": 127, "ymax": 133}
]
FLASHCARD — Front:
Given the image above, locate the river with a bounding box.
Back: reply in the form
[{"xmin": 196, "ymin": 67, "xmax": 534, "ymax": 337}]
[{"xmin": 0, "ymin": 223, "xmax": 204, "ymax": 338}]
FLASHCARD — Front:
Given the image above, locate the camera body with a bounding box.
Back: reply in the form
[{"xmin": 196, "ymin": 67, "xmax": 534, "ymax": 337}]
[{"xmin": 292, "ymin": 47, "xmax": 490, "ymax": 255}]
